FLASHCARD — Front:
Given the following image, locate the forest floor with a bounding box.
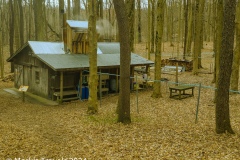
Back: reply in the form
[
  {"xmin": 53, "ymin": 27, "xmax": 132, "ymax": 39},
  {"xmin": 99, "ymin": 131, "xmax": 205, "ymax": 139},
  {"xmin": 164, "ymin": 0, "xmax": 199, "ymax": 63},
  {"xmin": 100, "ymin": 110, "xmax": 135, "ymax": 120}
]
[{"xmin": 1, "ymin": 42, "xmax": 240, "ymax": 159}]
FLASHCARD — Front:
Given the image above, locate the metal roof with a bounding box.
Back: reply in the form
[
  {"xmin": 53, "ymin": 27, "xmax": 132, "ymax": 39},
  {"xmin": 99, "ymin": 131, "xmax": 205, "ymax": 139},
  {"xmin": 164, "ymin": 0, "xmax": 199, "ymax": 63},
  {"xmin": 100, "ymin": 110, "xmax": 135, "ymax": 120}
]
[
  {"xmin": 97, "ymin": 42, "xmax": 120, "ymax": 54},
  {"xmin": 29, "ymin": 41, "xmax": 103, "ymax": 55},
  {"xmin": 28, "ymin": 41, "xmax": 65, "ymax": 54},
  {"xmin": 36, "ymin": 53, "xmax": 153, "ymax": 71},
  {"xmin": 66, "ymin": 20, "xmax": 88, "ymax": 30},
  {"xmin": 8, "ymin": 41, "xmax": 154, "ymax": 71}
]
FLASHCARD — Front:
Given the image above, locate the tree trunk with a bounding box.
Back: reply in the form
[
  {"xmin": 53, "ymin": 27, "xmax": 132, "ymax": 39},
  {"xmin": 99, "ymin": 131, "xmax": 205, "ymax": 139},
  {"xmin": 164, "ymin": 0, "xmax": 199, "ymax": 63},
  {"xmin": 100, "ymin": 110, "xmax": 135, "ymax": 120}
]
[
  {"xmin": 183, "ymin": 0, "xmax": 189, "ymax": 59},
  {"xmin": 137, "ymin": 0, "xmax": 142, "ymax": 43},
  {"xmin": 97, "ymin": 0, "xmax": 103, "ymax": 19},
  {"xmin": 148, "ymin": 0, "xmax": 151, "ymax": 60},
  {"xmin": 186, "ymin": 0, "xmax": 193, "ymax": 56},
  {"xmin": 126, "ymin": 0, "xmax": 135, "ymax": 52},
  {"xmin": 33, "ymin": 0, "xmax": 45, "ymax": 41},
  {"xmin": 18, "ymin": 0, "xmax": 24, "ymax": 46},
  {"xmin": 150, "ymin": 0, "xmax": 155, "ymax": 53},
  {"xmin": 9, "ymin": 0, "xmax": 14, "ymax": 72},
  {"xmin": 67, "ymin": 0, "xmax": 71, "ymax": 19},
  {"xmin": 14, "ymin": 0, "xmax": 20, "ymax": 49},
  {"xmin": 151, "ymin": 0, "xmax": 165, "ymax": 98},
  {"xmin": 198, "ymin": 0, "xmax": 205, "ymax": 68},
  {"xmin": 73, "ymin": 0, "xmax": 81, "ymax": 20},
  {"xmin": 113, "ymin": 0, "xmax": 131, "ymax": 124},
  {"xmin": 230, "ymin": 1, "xmax": 240, "ymax": 93},
  {"xmin": 215, "ymin": 0, "xmax": 236, "ymax": 134},
  {"xmin": 59, "ymin": 0, "xmax": 64, "ymax": 41},
  {"xmin": 177, "ymin": 1, "xmax": 182, "ymax": 58},
  {"xmin": 214, "ymin": 0, "xmax": 223, "ymax": 100},
  {"xmin": 87, "ymin": 0, "xmax": 98, "ymax": 114},
  {"xmin": 28, "ymin": 0, "xmax": 33, "ymax": 40},
  {"xmin": 193, "ymin": 0, "xmax": 201, "ymax": 75},
  {"xmin": 0, "ymin": 1, "xmax": 4, "ymax": 78}
]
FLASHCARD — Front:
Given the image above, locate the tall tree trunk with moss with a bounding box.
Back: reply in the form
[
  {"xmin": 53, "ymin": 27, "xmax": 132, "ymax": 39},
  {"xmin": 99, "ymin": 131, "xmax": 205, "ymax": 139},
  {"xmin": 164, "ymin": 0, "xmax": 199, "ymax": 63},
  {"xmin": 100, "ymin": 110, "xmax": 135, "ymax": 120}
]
[
  {"xmin": 126, "ymin": 0, "xmax": 135, "ymax": 52},
  {"xmin": 9, "ymin": 0, "xmax": 14, "ymax": 72},
  {"xmin": 152, "ymin": 0, "xmax": 165, "ymax": 98},
  {"xmin": 150, "ymin": 0, "xmax": 155, "ymax": 53},
  {"xmin": 28, "ymin": 0, "xmax": 33, "ymax": 40},
  {"xmin": 214, "ymin": 0, "xmax": 223, "ymax": 100},
  {"xmin": 183, "ymin": 0, "xmax": 189, "ymax": 59},
  {"xmin": 137, "ymin": 0, "xmax": 142, "ymax": 43},
  {"xmin": 230, "ymin": 1, "xmax": 240, "ymax": 93},
  {"xmin": 198, "ymin": 0, "xmax": 205, "ymax": 68},
  {"xmin": 33, "ymin": 0, "xmax": 45, "ymax": 41},
  {"xmin": 97, "ymin": 0, "xmax": 103, "ymax": 19},
  {"xmin": 73, "ymin": 0, "xmax": 81, "ymax": 20},
  {"xmin": 87, "ymin": 0, "xmax": 98, "ymax": 114},
  {"xmin": 14, "ymin": 0, "xmax": 20, "ymax": 49},
  {"xmin": 193, "ymin": 0, "xmax": 201, "ymax": 75},
  {"xmin": 67, "ymin": 0, "xmax": 71, "ymax": 19},
  {"xmin": 113, "ymin": 0, "xmax": 131, "ymax": 124},
  {"xmin": 18, "ymin": 0, "xmax": 24, "ymax": 46},
  {"xmin": 186, "ymin": 0, "xmax": 193, "ymax": 56},
  {"xmin": 177, "ymin": 1, "xmax": 182, "ymax": 58},
  {"xmin": 148, "ymin": 0, "xmax": 151, "ymax": 60},
  {"xmin": 0, "ymin": 1, "xmax": 4, "ymax": 78},
  {"xmin": 59, "ymin": 0, "xmax": 64, "ymax": 41},
  {"xmin": 216, "ymin": 0, "xmax": 236, "ymax": 134}
]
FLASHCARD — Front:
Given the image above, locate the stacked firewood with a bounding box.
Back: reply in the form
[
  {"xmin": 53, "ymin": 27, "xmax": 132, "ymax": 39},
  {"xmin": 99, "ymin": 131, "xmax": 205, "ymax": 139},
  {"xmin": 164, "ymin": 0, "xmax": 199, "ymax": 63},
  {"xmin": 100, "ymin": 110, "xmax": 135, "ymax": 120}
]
[
  {"xmin": 1, "ymin": 74, "xmax": 14, "ymax": 82},
  {"xmin": 161, "ymin": 58, "xmax": 193, "ymax": 71}
]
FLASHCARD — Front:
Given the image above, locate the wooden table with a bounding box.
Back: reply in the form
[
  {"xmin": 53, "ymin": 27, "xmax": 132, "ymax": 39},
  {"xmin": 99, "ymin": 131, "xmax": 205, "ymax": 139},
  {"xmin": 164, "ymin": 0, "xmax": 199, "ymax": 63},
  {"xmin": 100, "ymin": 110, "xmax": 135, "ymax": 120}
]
[{"xmin": 169, "ymin": 85, "xmax": 195, "ymax": 100}]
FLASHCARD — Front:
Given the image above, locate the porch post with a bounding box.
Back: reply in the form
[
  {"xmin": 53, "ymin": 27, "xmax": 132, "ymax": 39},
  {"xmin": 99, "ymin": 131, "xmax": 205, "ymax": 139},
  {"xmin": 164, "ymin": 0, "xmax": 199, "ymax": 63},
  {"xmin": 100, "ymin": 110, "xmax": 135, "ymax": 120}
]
[
  {"xmin": 116, "ymin": 68, "xmax": 119, "ymax": 93},
  {"xmin": 60, "ymin": 71, "xmax": 63, "ymax": 103},
  {"xmin": 130, "ymin": 66, "xmax": 135, "ymax": 90},
  {"xmin": 79, "ymin": 70, "xmax": 82, "ymax": 100}
]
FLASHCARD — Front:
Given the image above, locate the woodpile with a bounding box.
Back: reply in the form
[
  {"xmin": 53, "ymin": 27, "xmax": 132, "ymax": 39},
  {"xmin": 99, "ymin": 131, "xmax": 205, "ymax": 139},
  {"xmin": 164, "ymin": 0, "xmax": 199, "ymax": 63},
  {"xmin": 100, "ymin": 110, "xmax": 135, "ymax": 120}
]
[
  {"xmin": 1, "ymin": 74, "xmax": 14, "ymax": 82},
  {"xmin": 161, "ymin": 58, "xmax": 193, "ymax": 71}
]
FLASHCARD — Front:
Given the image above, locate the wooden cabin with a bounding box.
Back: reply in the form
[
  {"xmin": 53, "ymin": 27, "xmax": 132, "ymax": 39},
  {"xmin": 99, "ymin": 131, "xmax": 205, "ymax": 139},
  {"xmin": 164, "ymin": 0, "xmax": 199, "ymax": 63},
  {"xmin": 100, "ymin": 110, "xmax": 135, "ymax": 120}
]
[{"xmin": 7, "ymin": 20, "xmax": 154, "ymax": 102}]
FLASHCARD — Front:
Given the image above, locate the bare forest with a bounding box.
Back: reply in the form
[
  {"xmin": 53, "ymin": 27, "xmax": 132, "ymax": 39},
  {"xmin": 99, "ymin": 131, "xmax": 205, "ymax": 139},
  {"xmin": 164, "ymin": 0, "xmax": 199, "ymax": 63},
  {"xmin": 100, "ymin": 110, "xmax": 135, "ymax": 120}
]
[{"xmin": 0, "ymin": 0, "xmax": 240, "ymax": 159}]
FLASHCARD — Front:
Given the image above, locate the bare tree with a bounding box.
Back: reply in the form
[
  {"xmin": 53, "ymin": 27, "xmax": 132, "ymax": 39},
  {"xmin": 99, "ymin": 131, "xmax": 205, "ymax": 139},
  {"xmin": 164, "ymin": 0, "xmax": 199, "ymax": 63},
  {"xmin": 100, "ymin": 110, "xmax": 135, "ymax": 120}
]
[
  {"xmin": 18, "ymin": 0, "xmax": 24, "ymax": 46},
  {"xmin": 183, "ymin": 0, "xmax": 189, "ymax": 59},
  {"xmin": 215, "ymin": 0, "xmax": 236, "ymax": 134},
  {"xmin": 152, "ymin": 0, "xmax": 165, "ymax": 98},
  {"xmin": 59, "ymin": 0, "xmax": 64, "ymax": 40},
  {"xmin": 113, "ymin": 0, "xmax": 131, "ymax": 124},
  {"xmin": 87, "ymin": 0, "xmax": 98, "ymax": 114},
  {"xmin": 193, "ymin": 0, "xmax": 201, "ymax": 75},
  {"xmin": 137, "ymin": 0, "xmax": 142, "ymax": 43},
  {"xmin": 214, "ymin": 0, "xmax": 223, "ymax": 100},
  {"xmin": 150, "ymin": 0, "xmax": 155, "ymax": 53},
  {"xmin": 9, "ymin": 0, "xmax": 14, "ymax": 72},
  {"xmin": 230, "ymin": 0, "xmax": 240, "ymax": 92},
  {"xmin": 33, "ymin": 0, "xmax": 45, "ymax": 41},
  {"xmin": 126, "ymin": 0, "xmax": 135, "ymax": 52},
  {"xmin": 0, "ymin": 0, "xmax": 4, "ymax": 78},
  {"xmin": 73, "ymin": 0, "xmax": 81, "ymax": 20}
]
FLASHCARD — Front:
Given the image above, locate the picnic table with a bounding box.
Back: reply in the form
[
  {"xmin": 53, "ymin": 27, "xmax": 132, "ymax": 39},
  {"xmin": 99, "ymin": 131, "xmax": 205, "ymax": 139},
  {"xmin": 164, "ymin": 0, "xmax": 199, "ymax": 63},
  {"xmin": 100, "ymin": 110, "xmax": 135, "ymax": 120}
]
[{"xmin": 169, "ymin": 85, "xmax": 195, "ymax": 100}]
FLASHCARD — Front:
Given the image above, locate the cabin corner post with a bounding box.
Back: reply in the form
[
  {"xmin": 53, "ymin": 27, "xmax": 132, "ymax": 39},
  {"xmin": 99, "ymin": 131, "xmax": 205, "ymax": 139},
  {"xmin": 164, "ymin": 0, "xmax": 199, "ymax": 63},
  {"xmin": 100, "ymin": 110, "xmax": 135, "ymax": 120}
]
[
  {"xmin": 130, "ymin": 66, "xmax": 135, "ymax": 90},
  {"xmin": 60, "ymin": 71, "xmax": 63, "ymax": 103}
]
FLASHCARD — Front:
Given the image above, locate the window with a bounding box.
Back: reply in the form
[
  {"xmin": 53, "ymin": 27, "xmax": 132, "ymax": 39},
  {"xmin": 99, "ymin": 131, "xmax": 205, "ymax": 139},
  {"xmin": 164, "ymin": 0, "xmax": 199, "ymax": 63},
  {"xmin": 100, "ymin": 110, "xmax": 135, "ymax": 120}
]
[{"xmin": 35, "ymin": 71, "xmax": 40, "ymax": 84}]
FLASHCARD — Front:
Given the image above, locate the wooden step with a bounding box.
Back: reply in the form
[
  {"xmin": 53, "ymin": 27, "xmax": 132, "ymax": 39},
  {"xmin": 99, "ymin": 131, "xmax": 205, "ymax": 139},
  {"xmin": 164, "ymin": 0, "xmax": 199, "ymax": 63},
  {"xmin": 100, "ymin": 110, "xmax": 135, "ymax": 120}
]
[
  {"xmin": 62, "ymin": 97, "xmax": 79, "ymax": 101},
  {"xmin": 53, "ymin": 90, "xmax": 77, "ymax": 96}
]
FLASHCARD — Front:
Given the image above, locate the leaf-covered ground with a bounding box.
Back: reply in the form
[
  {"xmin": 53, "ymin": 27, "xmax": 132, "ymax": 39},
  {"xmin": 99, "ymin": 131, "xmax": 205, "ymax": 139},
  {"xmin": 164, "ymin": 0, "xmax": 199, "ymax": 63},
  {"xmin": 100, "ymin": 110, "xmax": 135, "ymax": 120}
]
[{"xmin": 0, "ymin": 43, "xmax": 240, "ymax": 159}]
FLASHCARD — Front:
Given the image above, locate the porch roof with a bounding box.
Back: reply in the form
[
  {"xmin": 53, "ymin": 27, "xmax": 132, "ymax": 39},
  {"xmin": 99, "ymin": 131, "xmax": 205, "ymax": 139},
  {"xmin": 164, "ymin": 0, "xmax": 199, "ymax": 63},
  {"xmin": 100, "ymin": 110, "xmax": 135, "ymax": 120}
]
[{"xmin": 36, "ymin": 53, "xmax": 153, "ymax": 71}]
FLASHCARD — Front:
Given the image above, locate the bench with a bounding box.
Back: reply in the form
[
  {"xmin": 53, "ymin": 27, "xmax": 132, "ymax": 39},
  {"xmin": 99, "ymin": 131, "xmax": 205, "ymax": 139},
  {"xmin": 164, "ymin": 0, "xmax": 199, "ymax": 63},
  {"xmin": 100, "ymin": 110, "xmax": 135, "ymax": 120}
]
[{"xmin": 169, "ymin": 85, "xmax": 194, "ymax": 100}]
